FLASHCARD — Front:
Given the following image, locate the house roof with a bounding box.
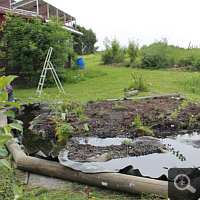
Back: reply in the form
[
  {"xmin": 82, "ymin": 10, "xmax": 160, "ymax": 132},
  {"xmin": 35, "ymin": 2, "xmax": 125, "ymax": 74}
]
[
  {"xmin": 0, "ymin": 0, "xmax": 76, "ymax": 23},
  {"xmin": 0, "ymin": 0, "xmax": 83, "ymax": 35}
]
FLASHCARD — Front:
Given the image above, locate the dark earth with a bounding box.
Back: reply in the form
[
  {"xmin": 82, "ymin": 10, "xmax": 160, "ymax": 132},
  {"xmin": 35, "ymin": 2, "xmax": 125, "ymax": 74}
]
[{"xmin": 29, "ymin": 97, "xmax": 200, "ymax": 162}]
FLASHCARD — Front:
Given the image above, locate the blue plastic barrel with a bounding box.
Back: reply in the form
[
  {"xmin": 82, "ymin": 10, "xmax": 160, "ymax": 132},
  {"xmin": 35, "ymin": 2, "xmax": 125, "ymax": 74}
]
[{"xmin": 76, "ymin": 58, "xmax": 85, "ymax": 70}]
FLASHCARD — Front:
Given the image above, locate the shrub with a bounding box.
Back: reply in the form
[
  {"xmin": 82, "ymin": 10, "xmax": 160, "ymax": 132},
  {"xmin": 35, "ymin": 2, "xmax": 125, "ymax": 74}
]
[
  {"xmin": 101, "ymin": 37, "xmax": 125, "ymax": 64},
  {"xmin": 127, "ymin": 38, "xmax": 139, "ymax": 63},
  {"xmin": 141, "ymin": 39, "xmax": 170, "ymax": 69}
]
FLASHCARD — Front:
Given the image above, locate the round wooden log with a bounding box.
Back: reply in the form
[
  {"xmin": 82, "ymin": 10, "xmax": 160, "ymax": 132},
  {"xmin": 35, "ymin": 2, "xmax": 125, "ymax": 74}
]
[{"xmin": 5, "ymin": 140, "xmax": 168, "ymax": 196}]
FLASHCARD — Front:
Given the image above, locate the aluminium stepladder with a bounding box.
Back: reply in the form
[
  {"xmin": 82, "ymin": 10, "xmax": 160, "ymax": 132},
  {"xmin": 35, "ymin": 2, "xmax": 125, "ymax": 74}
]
[{"xmin": 36, "ymin": 47, "xmax": 66, "ymax": 97}]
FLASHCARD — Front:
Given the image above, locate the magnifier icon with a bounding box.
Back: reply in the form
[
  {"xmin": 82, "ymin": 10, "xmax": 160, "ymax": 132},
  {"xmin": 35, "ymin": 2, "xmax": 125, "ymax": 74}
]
[{"xmin": 174, "ymin": 174, "xmax": 196, "ymax": 193}]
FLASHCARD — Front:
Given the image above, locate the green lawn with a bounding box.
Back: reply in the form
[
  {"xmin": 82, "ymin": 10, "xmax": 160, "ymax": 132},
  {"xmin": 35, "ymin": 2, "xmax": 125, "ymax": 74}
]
[{"xmin": 14, "ymin": 53, "xmax": 200, "ymax": 104}]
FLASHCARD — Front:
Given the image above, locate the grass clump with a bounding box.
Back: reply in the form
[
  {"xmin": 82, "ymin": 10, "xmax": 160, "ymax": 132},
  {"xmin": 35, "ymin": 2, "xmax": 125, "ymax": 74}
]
[
  {"xmin": 132, "ymin": 114, "xmax": 154, "ymax": 135},
  {"xmin": 121, "ymin": 140, "xmax": 132, "ymax": 145},
  {"xmin": 124, "ymin": 71, "xmax": 149, "ymax": 92}
]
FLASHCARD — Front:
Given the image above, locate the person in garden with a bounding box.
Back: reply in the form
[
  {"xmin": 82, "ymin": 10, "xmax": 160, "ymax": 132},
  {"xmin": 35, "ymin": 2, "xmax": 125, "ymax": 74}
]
[{"xmin": 1, "ymin": 78, "xmax": 14, "ymax": 103}]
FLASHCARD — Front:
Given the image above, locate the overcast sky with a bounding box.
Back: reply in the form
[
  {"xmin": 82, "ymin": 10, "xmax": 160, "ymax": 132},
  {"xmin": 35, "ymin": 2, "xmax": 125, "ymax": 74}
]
[{"xmin": 46, "ymin": 0, "xmax": 199, "ymax": 50}]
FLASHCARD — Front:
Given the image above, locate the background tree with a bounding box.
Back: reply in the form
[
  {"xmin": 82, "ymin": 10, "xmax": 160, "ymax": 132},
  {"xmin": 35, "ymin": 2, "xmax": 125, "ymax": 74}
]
[
  {"xmin": 127, "ymin": 38, "xmax": 139, "ymax": 63},
  {"xmin": 73, "ymin": 25, "xmax": 98, "ymax": 55},
  {"xmin": 101, "ymin": 37, "xmax": 125, "ymax": 64},
  {"xmin": 2, "ymin": 12, "xmax": 74, "ymax": 87}
]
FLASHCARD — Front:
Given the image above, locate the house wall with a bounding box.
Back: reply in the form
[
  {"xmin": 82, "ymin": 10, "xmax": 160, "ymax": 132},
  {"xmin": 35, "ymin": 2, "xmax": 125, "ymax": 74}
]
[{"xmin": 0, "ymin": 12, "xmax": 5, "ymax": 24}]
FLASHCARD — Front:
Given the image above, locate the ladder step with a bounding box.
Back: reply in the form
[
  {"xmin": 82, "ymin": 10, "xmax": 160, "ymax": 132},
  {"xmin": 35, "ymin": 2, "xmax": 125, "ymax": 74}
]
[
  {"xmin": 41, "ymin": 75, "xmax": 45, "ymax": 78},
  {"xmin": 39, "ymin": 83, "xmax": 43, "ymax": 85},
  {"xmin": 36, "ymin": 90, "xmax": 41, "ymax": 93}
]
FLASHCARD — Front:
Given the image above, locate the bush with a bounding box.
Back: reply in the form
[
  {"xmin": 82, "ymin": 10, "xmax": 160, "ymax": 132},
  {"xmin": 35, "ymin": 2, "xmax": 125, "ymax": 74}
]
[
  {"xmin": 101, "ymin": 37, "xmax": 125, "ymax": 64},
  {"xmin": 127, "ymin": 39, "xmax": 139, "ymax": 63},
  {"xmin": 141, "ymin": 39, "xmax": 170, "ymax": 69}
]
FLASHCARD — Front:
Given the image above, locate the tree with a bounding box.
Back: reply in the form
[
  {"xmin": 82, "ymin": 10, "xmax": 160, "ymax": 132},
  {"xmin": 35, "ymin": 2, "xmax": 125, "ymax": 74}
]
[
  {"xmin": 127, "ymin": 38, "xmax": 139, "ymax": 63},
  {"xmin": 1, "ymin": 12, "xmax": 74, "ymax": 87},
  {"xmin": 101, "ymin": 37, "xmax": 125, "ymax": 64},
  {"xmin": 73, "ymin": 25, "xmax": 98, "ymax": 55}
]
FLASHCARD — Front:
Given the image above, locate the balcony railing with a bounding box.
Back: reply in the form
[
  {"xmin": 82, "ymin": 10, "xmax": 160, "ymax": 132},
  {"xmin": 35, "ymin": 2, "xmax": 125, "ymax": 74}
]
[{"xmin": 0, "ymin": 6, "xmax": 43, "ymax": 18}]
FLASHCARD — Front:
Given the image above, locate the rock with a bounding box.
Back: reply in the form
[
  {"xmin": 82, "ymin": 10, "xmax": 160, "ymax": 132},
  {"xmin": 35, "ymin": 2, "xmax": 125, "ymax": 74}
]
[
  {"xmin": 196, "ymin": 113, "xmax": 200, "ymax": 120},
  {"xmin": 124, "ymin": 90, "xmax": 138, "ymax": 97},
  {"xmin": 38, "ymin": 129, "xmax": 46, "ymax": 138},
  {"xmin": 86, "ymin": 153, "xmax": 112, "ymax": 162},
  {"xmin": 28, "ymin": 125, "xmax": 34, "ymax": 131},
  {"xmin": 12, "ymin": 119, "xmax": 23, "ymax": 126}
]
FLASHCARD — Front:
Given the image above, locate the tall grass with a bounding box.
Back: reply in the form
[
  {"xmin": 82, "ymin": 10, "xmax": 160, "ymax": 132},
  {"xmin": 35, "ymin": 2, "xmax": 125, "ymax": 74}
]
[{"xmin": 174, "ymin": 71, "xmax": 200, "ymax": 94}]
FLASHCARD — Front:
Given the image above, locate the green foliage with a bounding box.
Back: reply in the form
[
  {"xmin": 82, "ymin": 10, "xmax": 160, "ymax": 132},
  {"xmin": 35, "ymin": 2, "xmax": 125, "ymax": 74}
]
[
  {"xmin": 84, "ymin": 123, "xmax": 89, "ymax": 132},
  {"xmin": 130, "ymin": 72, "xmax": 149, "ymax": 92},
  {"xmin": 101, "ymin": 37, "xmax": 125, "ymax": 64},
  {"xmin": 114, "ymin": 103, "xmax": 125, "ymax": 109},
  {"xmin": 99, "ymin": 107, "xmax": 103, "ymax": 117},
  {"xmin": 132, "ymin": 113, "xmax": 153, "ymax": 135},
  {"xmin": 74, "ymin": 25, "xmax": 98, "ymax": 55},
  {"xmin": 132, "ymin": 113, "xmax": 143, "ymax": 127},
  {"xmin": 0, "ymin": 75, "xmax": 23, "ymax": 199},
  {"xmin": 141, "ymin": 38, "xmax": 170, "ymax": 69},
  {"xmin": 167, "ymin": 109, "xmax": 178, "ymax": 121},
  {"xmin": 175, "ymin": 72, "xmax": 200, "ymax": 94},
  {"xmin": 2, "ymin": 12, "xmax": 74, "ymax": 87},
  {"xmin": 127, "ymin": 38, "xmax": 139, "ymax": 63},
  {"xmin": 55, "ymin": 123, "xmax": 74, "ymax": 141},
  {"xmin": 121, "ymin": 140, "xmax": 132, "ymax": 145},
  {"xmin": 189, "ymin": 116, "xmax": 196, "ymax": 127}
]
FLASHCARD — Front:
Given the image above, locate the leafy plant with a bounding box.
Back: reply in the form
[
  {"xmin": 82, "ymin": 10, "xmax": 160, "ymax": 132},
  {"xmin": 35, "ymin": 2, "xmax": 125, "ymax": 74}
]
[
  {"xmin": 55, "ymin": 123, "xmax": 74, "ymax": 141},
  {"xmin": 84, "ymin": 123, "xmax": 89, "ymax": 132},
  {"xmin": 121, "ymin": 140, "xmax": 132, "ymax": 145},
  {"xmin": 114, "ymin": 103, "xmax": 125, "ymax": 109},
  {"xmin": 0, "ymin": 75, "xmax": 23, "ymax": 199},
  {"xmin": 167, "ymin": 109, "xmax": 178, "ymax": 121},
  {"xmin": 158, "ymin": 114, "xmax": 165, "ymax": 119},
  {"xmin": 155, "ymin": 106, "xmax": 159, "ymax": 111},
  {"xmin": 132, "ymin": 113, "xmax": 143, "ymax": 127},
  {"xmin": 129, "ymin": 72, "xmax": 149, "ymax": 92},
  {"xmin": 189, "ymin": 116, "xmax": 196, "ymax": 127},
  {"xmin": 132, "ymin": 113, "xmax": 153, "ymax": 135},
  {"xmin": 99, "ymin": 106, "xmax": 103, "ymax": 117},
  {"xmin": 78, "ymin": 114, "xmax": 88, "ymax": 122},
  {"xmin": 178, "ymin": 100, "xmax": 189, "ymax": 112},
  {"xmin": 180, "ymin": 121, "xmax": 186, "ymax": 128}
]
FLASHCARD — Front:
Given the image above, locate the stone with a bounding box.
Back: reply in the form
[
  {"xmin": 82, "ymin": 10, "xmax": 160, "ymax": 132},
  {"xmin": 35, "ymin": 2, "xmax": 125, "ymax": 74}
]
[{"xmin": 124, "ymin": 90, "xmax": 138, "ymax": 97}]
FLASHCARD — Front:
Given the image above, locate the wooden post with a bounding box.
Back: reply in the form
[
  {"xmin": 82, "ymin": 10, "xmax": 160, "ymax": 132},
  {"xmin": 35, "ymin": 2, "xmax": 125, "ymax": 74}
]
[{"xmin": 5, "ymin": 139, "xmax": 168, "ymax": 196}]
